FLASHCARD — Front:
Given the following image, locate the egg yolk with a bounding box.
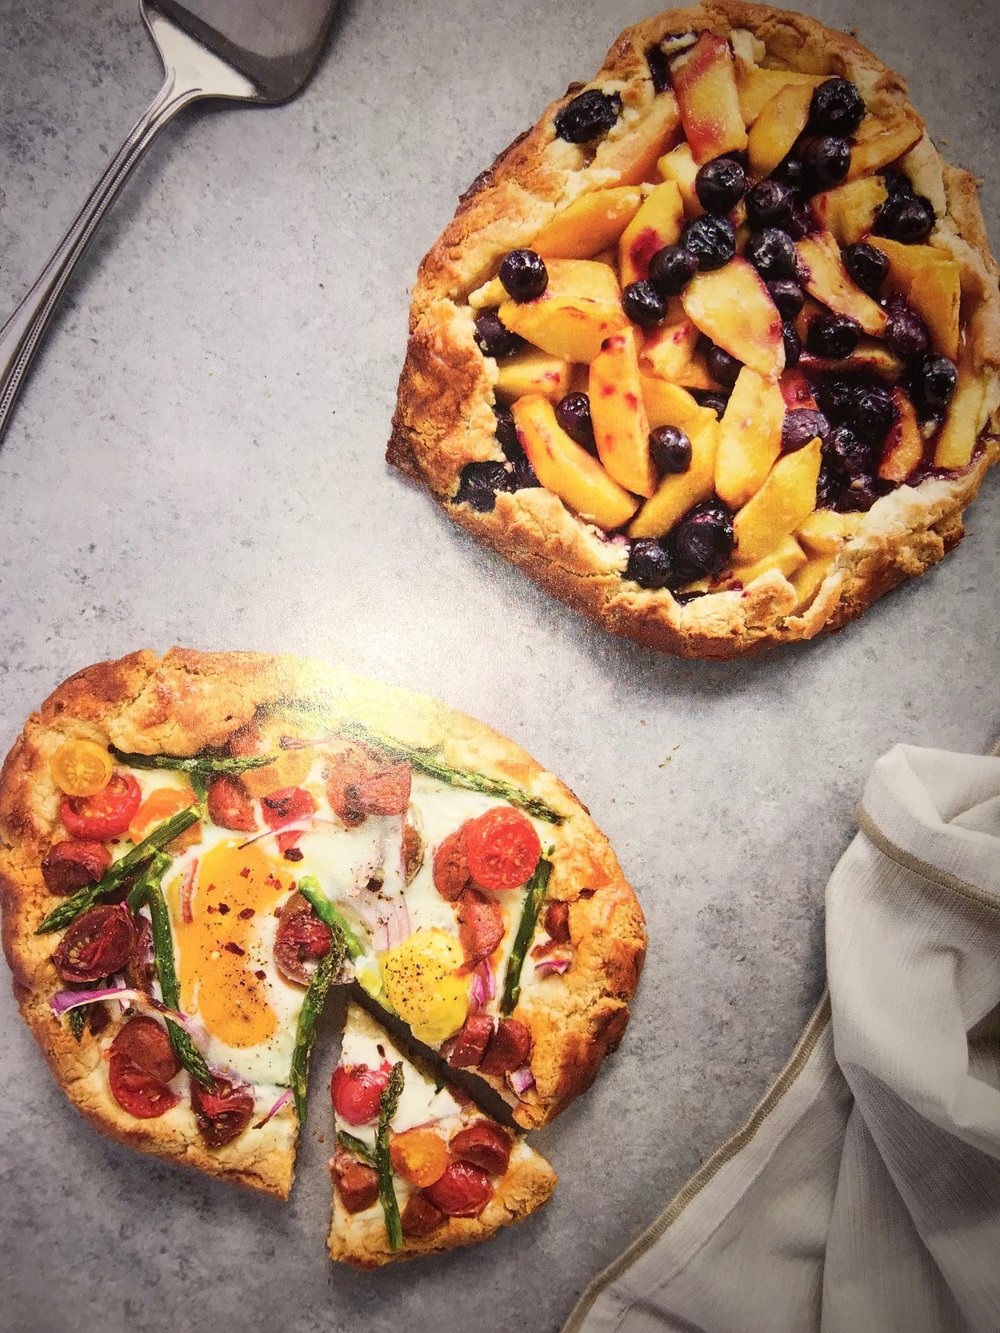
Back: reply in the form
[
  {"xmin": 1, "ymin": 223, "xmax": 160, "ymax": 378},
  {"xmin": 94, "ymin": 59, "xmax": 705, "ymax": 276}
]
[
  {"xmin": 174, "ymin": 840, "xmax": 288, "ymax": 1050},
  {"xmin": 380, "ymin": 928, "xmax": 468, "ymax": 1046}
]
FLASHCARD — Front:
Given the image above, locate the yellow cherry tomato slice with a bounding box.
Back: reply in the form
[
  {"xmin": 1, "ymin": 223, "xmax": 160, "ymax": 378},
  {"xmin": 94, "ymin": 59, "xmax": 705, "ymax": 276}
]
[
  {"xmin": 50, "ymin": 739, "xmax": 114, "ymax": 797},
  {"xmin": 128, "ymin": 786, "xmax": 201, "ymax": 850},
  {"xmin": 389, "ymin": 1128, "xmax": 450, "ymax": 1188}
]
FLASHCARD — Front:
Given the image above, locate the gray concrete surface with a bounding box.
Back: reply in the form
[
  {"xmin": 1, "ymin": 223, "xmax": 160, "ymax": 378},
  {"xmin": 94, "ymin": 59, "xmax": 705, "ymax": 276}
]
[{"xmin": 0, "ymin": 1, "xmax": 997, "ymax": 1330}]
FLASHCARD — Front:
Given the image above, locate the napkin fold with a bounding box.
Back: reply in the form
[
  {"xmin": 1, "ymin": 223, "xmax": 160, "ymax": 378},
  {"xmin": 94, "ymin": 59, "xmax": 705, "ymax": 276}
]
[{"xmin": 564, "ymin": 745, "xmax": 1000, "ymax": 1333}]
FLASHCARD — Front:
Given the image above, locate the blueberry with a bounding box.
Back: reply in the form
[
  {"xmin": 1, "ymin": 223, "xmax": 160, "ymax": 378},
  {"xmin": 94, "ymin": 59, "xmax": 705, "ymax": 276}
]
[
  {"xmin": 816, "ymin": 463, "xmax": 841, "ymax": 509},
  {"xmin": 823, "ymin": 424, "xmax": 871, "ymax": 477},
  {"xmin": 493, "ymin": 405, "xmax": 520, "ymax": 456},
  {"xmin": 802, "ymin": 136, "xmax": 851, "ymax": 191},
  {"xmin": 646, "ymin": 43, "xmax": 672, "ymax": 94},
  {"xmin": 782, "ymin": 408, "xmax": 830, "ymax": 452},
  {"xmin": 837, "ymin": 474, "xmax": 880, "ymax": 512},
  {"xmin": 510, "ymin": 453, "xmax": 540, "ymax": 490},
  {"xmin": 746, "ymin": 228, "xmax": 798, "ymax": 280},
  {"xmin": 554, "ymin": 88, "xmax": 619, "ymax": 143},
  {"xmin": 707, "ymin": 344, "xmax": 743, "ymax": 389},
  {"xmin": 782, "ymin": 321, "xmax": 802, "ymax": 368},
  {"xmin": 674, "ymin": 499, "xmax": 735, "ymax": 578},
  {"xmin": 816, "ymin": 378, "xmax": 855, "ymax": 424},
  {"xmin": 885, "ymin": 300, "xmax": 930, "ymax": 361},
  {"xmin": 454, "ymin": 462, "xmax": 511, "ymax": 513},
  {"xmin": 622, "ymin": 280, "xmax": 667, "ymax": 327},
  {"xmin": 681, "ymin": 215, "xmax": 736, "ymax": 271},
  {"xmin": 649, "ymin": 426, "xmax": 692, "ymax": 474},
  {"xmin": 474, "ymin": 310, "xmax": 522, "ymax": 359},
  {"xmin": 875, "ymin": 194, "xmax": 935, "ymax": 243},
  {"xmin": 555, "ymin": 392, "xmax": 596, "ymax": 452},
  {"xmin": 692, "ymin": 390, "xmax": 729, "ymax": 419},
  {"xmin": 773, "ymin": 157, "xmax": 806, "ymax": 192},
  {"xmin": 919, "ymin": 354, "xmax": 958, "ymax": 412},
  {"xmin": 842, "ymin": 242, "xmax": 889, "ymax": 294},
  {"xmin": 499, "ymin": 249, "xmax": 548, "ymax": 302},
  {"xmin": 785, "ymin": 200, "xmax": 816, "ymax": 240},
  {"xmin": 767, "ymin": 278, "xmax": 805, "ymax": 318},
  {"xmin": 848, "ymin": 383, "xmax": 897, "ymax": 444},
  {"xmin": 807, "ymin": 314, "xmax": 862, "ymax": 359},
  {"xmin": 695, "ymin": 156, "xmax": 746, "ymax": 214},
  {"xmin": 881, "ymin": 169, "xmax": 914, "ymax": 198},
  {"xmin": 648, "ymin": 244, "xmax": 698, "ymax": 296},
  {"xmin": 808, "ymin": 78, "xmax": 866, "ymax": 136},
  {"xmin": 746, "ymin": 179, "xmax": 793, "ymax": 230},
  {"xmin": 626, "ymin": 539, "xmax": 676, "ymax": 590}
]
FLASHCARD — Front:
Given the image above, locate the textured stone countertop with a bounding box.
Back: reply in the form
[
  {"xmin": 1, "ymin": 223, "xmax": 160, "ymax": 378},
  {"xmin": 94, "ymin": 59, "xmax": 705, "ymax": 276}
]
[{"xmin": 1, "ymin": 1, "xmax": 997, "ymax": 1329}]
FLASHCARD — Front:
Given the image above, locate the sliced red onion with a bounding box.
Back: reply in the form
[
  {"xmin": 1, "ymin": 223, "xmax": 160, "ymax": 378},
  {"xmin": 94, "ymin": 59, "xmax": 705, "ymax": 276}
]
[
  {"xmin": 507, "ymin": 1065, "xmax": 536, "ymax": 1095},
  {"xmin": 180, "ymin": 858, "xmax": 198, "ymax": 925},
  {"xmin": 238, "ymin": 817, "xmax": 340, "ymax": 849},
  {"xmin": 468, "ymin": 958, "xmax": 496, "ymax": 1010},
  {"xmin": 254, "ymin": 1086, "xmax": 292, "ymax": 1129},
  {"xmin": 534, "ymin": 956, "xmax": 571, "ymax": 978},
  {"xmin": 50, "ymin": 986, "xmax": 188, "ymax": 1026}
]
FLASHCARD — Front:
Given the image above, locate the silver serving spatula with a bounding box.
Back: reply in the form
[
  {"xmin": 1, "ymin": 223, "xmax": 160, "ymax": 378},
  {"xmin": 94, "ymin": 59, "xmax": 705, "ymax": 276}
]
[{"xmin": 0, "ymin": 0, "xmax": 339, "ymax": 442}]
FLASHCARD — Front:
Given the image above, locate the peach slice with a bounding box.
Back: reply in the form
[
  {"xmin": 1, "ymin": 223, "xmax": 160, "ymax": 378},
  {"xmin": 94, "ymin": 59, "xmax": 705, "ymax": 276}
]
[
  {"xmin": 628, "ymin": 415, "xmax": 721, "ymax": 538},
  {"xmin": 734, "ymin": 62, "xmax": 826, "ymax": 127},
  {"xmin": 796, "ymin": 509, "xmax": 860, "ymax": 556},
  {"xmin": 670, "ymin": 33, "xmax": 747, "ymax": 165},
  {"xmin": 640, "ymin": 375, "xmax": 716, "ymax": 433},
  {"xmin": 681, "ymin": 257, "xmax": 784, "ymax": 377},
  {"xmin": 796, "ymin": 232, "xmax": 888, "ymax": 337},
  {"xmin": 511, "ymin": 395, "xmax": 639, "ymax": 529},
  {"xmin": 801, "ymin": 338, "xmax": 905, "ymax": 382},
  {"xmin": 638, "ymin": 305, "xmax": 700, "ymax": 381},
  {"xmin": 933, "ymin": 365, "xmax": 988, "ymax": 470},
  {"xmin": 656, "ymin": 142, "xmax": 703, "ymax": 216},
  {"xmin": 589, "ymin": 328, "xmax": 657, "ymax": 497},
  {"xmin": 619, "ymin": 182, "xmax": 685, "ymax": 286},
  {"xmin": 733, "ymin": 438, "xmax": 821, "ymax": 565},
  {"xmin": 533, "ymin": 187, "xmax": 645, "ymax": 260},
  {"xmin": 499, "ymin": 259, "xmax": 628, "ymax": 363},
  {"xmin": 867, "ymin": 237, "xmax": 960, "ymax": 359},
  {"xmin": 732, "ymin": 534, "xmax": 807, "ymax": 584},
  {"xmin": 494, "ymin": 350, "xmax": 571, "ymax": 405},
  {"xmin": 714, "ymin": 367, "xmax": 786, "ymax": 509},
  {"xmin": 670, "ymin": 349, "xmax": 717, "ymax": 391},
  {"xmin": 847, "ymin": 112, "xmax": 923, "ymax": 181},
  {"xmin": 791, "ymin": 555, "xmax": 835, "ymax": 610},
  {"xmin": 780, "ymin": 367, "xmax": 819, "ymax": 410},
  {"xmin": 811, "ymin": 177, "xmax": 888, "ymax": 246},
  {"xmin": 468, "ymin": 276, "xmax": 508, "ymax": 310},
  {"xmin": 878, "ymin": 388, "xmax": 926, "ymax": 483},
  {"xmin": 747, "ymin": 82, "xmax": 814, "ymax": 180},
  {"xmin": 594, "ymin": 91, "xmax": 682, "ymax": 186}
]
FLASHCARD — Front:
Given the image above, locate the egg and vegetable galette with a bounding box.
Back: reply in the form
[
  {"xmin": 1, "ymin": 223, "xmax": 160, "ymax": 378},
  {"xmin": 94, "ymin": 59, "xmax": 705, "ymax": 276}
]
[
  {"xmin": 0, "ymin": 650, "xmax": 643, "ymax": 1266},
  {"xmin": 389, "ymin": 0, "xmax": 1000, "ymax": 658}
]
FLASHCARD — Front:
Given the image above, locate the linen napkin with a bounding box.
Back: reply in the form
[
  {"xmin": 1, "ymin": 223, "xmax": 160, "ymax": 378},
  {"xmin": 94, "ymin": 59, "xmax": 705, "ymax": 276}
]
[{"xmin": 564, "ymin": 744, "xmax": 1000, "ymax": 1333}]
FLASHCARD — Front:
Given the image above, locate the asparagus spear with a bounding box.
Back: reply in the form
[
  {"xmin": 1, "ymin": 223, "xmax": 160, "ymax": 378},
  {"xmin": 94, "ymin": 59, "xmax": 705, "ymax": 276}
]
[
  {"xmin": 109, "ymin": 747, "xmax": 277, "ymax": 776},
  {"xmin": 336, "ymin": 1130, "xmax": 377, "ymax": 1167},
  {"xmin": 297, "ymin": 874, "xmax": 366, "ymax": 961},
  {"xmin": 68, "ymin": 1006, "xmax": 87, "ymax": 1041},
  {"xmin": 339, "ymin": 722, "xmax": 565, "ymax": 826},
  {"xmin": 289, "ymin": 927, "xmax": 346, "ymax": 1124},
  {"xmin": 36, "ymin": 806, "xmax": 201, "ymax": 934},
  {"xmin": 375, "ymin": 1062, "xmax": 405, "ymax": 1250},
  {"xmin": 128, "ymin": 856, "xmax": 214, "ymax": 1089},
  {"xmin": 499, "ymin": 857, "xmax": 553, "ymax": 1016}
]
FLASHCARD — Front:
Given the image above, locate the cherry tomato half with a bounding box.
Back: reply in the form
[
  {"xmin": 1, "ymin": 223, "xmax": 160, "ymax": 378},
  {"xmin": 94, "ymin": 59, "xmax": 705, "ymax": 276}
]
[
  {"xmin": 61, "ymin": 772, "xmax": 141, "ymax": 841},
  {"xmin": 273, "ymin": 891, "xmax": 332, "ymax": 986},
  {"xmin": 389, "ymin": 1127, "xmax": 449, "ymax": 1188},
  {"xmin": 260, "ymin": 785, "xmax": 317, "ymax": 829},
  {"xmin": 108, "ymin": 1052, "xmax": 181, "ymax": 1119},
  {"xmin": 464, "ymin": 807, "xmax": 541, "ymax": 891},
  {"xmin": 331, "ymin": 1061, "xmax": 392, "ymax": 1126},
  {"xmin": 53, "ymin": 903, "xmax": 137, "ymax": 984},
  {"xmin": 50, "ymin": 739, "xmax": 113, "ymax": 797},
  {"xmin": 110, "ymin": 1016, "xmax": 180, "ymax": 1083},
  {"xmin": 191, "ymin": 1075, "xmax": 255, "ymax": 1148}
]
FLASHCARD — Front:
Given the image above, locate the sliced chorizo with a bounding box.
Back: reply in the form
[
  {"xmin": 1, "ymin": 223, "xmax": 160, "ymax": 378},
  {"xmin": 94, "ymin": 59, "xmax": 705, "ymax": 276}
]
[
  {"xmin": 457, "ymin": 888, "xmax": 504, "ymax": 968},
  {"xmin": 41, "ymin": 840, "xmax": 111, "ymax": 896},
  {"xmin": 479, "ymin": 1018, "xmax": 532, "ymax": 1077},
  {"xmin": 448, "ymin": 1013, "xmax": 494, "ymax": 1069},
  {"xmin": 331, "ymin": 1152, "xmax": 380, "ymax": 1214},
  {"xmin": 449, "ymin": 1121, "xmax": 512, "ymax": 1176}
]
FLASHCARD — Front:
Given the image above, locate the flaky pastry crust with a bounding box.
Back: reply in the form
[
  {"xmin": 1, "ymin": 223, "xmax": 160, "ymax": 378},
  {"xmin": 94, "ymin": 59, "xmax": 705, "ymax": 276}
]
[
  {"xmin": 0, "ymin": 649, "xmax": 645, "ymax": 1192},
  {"xmin": 389, "ymin": 0, "xmax": 1000, "ymax": 659}
]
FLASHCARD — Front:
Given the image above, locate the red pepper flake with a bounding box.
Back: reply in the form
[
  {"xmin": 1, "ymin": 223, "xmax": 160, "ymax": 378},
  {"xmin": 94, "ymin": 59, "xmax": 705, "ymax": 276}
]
[
  {"xmin": 283, "ymin": 847, "xmax": 304, "ymax": 862},
  {"xmin": 238, "ymin": 907, "xmax": 255, "ymax": 920},
  {"xmin": 255, "ymin": 969, "xmax": 267, "ymax": 981},
  {"xmin": 207, "ymin": 882, "xmax": 217, "ymax": 893},
  {"xmin": 218, "ymin": 903, "xmax": 230, "ymax": 915},
  {"xmin": 207, "ymin": 905, "xmax": 217, "ymax": 915},
  {"xmin": 239, "ymin": 866, "xmax": 251, "ymax": 879},
  {"xmin": 265, "ymin": 874, "xmax": 282, "ymax": 891},
  {"xmin": 223, "ymin": 941, "xmax": 245, "ymax": 957}
]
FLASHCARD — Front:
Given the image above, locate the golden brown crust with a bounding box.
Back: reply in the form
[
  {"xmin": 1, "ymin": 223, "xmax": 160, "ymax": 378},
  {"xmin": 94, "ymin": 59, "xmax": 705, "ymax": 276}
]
[
  {"xmin": 0, "ymin": 649, "xmax": 645, "ymax": 1191},
  {"xmin": 389, "ymin": 1, "xmax": 1000, "ymax": 659}
]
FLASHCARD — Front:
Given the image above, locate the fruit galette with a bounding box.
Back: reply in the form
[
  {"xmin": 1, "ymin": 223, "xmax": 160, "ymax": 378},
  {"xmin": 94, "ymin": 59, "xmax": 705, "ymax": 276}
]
[
  {"xmin": 389, "ymin": 0, "xmax": 1000, "ymax": 658},
  {"xmin": 0, "ymin": 650, "xmax": 644, "ymax": 1264}
]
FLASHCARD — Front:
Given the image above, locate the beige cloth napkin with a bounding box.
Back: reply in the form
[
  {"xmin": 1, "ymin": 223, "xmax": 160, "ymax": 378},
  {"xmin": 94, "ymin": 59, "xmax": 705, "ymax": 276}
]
[{"xmin": 564, "ymin": 745, "xmax": 1000, "ymax": 1333}]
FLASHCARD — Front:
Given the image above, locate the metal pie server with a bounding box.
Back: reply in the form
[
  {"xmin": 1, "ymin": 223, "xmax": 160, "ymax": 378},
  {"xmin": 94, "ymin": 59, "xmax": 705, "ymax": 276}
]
[{"xmin": 0, "ymin": 0, "xmax": 339, "ymax": 442}]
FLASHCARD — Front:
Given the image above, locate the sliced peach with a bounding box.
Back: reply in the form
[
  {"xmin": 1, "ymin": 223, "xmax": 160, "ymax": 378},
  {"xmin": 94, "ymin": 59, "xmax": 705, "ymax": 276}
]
[
  {"xmin": 735, "ymin": 62, "xmax": 826, "ymax": 127},
  {"xmin": 867, "ymin": 237, "xmax": 960, "ymax": 358},
  {"xmin": 628, "ymin": 417, "xmax": 721, "ymax": 538},
  {"xmin": 747, "ymin": 82, "xmax": 814, "ymax": 180},
  {"xmin": 595, "ymin": 91, "xmax": 682, "ymax": 186},
  {"xmin": 499, "ymin": 259, "xmax": 628, "ymax": 364},
  {"xmin": 847, "ymin": 113, "xmax": 923, "ymax": 181},
  {"xmin": 656, "ymin": 142, "xmax": 703, "ymax": 216},
  {"xmin": 532, "ymin": 187, "xmax": 645, "ymax": 260},
  {"xmin": 714, "ymin": 366, "xmax": 786, "ymax": 509},
  {"xmin": 811, "ymin": 176, "xmax": 888, "ymax": 245},
  {"xmin": 733, "ymin": 438, "xmax": 821, "ymax": 565},
  {"xmin": 791, "ymin": 556, "xmax": 835, "ymax": 610},
  {"xmin": 670, "ymin": 33, "xmax": 747, "ymax": 165},
  {"xmin": 619, "ymin": 182, "xmax": 685, "ymax": 286},
  {"xmin": 638, "ymin": 305, "xmax": 700, "ymax": 381},
  {"xmin": 511, "ymin": 395, "xmax": 639, "ymax": 529},
  {"xmin": 732, "ymin": 534, "xmax": 807, "ymax": 584},
  {"xmin": 640, "ymin": 375, "xmax": 715, "ymax": 433},
  {"xmin": 780, "ymin": 367, "xmax": 819, "ymax": 410},
  {"xmin": 494, "ymin": 350, "xmax": 571, "ymax": 405},
  {"xmin": 589, "ymin": 328, "xmax": 657, "ymax": 497},
  {"xmin": 468, "ymin": 276, "xmax": 507, "ymax": 310},
  {"xmin": 670, "ymin": 350, "xmax": 716, "ymax": 391},
  {"xmin": 877, "ymin": 389, "xmax": 925, "ymax": 484},
  {"xmin": 933, "ymin": 366, "xmax": 988, "ymax": 470},
  {"xmin": 796, "ymin": 509, "xmax": 860, "ymax": 556},
  {"xmin": 796, "ymin": 232, "xmax": 888, "ymax": 337},
  {"xmin": 681, "ymin": 257, "xmax": 784, "ymax": 377},
  {"xmin": 801, "ymin": 338, "xmax": 906, "ymax": 382}
]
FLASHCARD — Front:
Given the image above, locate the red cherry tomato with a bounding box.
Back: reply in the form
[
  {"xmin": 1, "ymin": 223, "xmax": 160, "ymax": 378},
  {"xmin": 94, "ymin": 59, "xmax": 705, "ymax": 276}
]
[
  {"xmin": 40, "ymin": 840, "xmax": 111, "ymax": 896},
  {"xmin": 331, "ymin": 1061, "xmax": 392, "ymax": 1126},
  {"xmin": 432, "ymin": 828, "xmax": 472, "ymax": 902},
  {"xmin": 464, "ymin": 807, "xmax": 541, "ymax": 891},
  {"xmin": 260, "ymin": 785, "xmax": 317, "ymax": 829},
  {"xmin": 110, "ymin": 1016, "xmax": 180, "ymax": 1084},
  {"xmin": 273, "ymin": 891, "xmax": 332, "ymax": 986},
  {"xmin": 422, "ymin": 1161, "xmax": 494, "ymax": 1218},
  {"xmin": 108, "ymin": 1052, "xmax": 181, "ymax": 1119},
  {"xmin": 60, "ymin": 772, "xmax": 141, "ymax": 841},
  {"xmin": 191, "ymin": 1075, "xmax": 255, "ymax": 1148},
  {"xmin": 53, "ymin": 903, "xmax": 137, "ymax": 984},
  {"xmin": 206, "ymin": 774, "xmax": 257, "ymax": 832}
]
